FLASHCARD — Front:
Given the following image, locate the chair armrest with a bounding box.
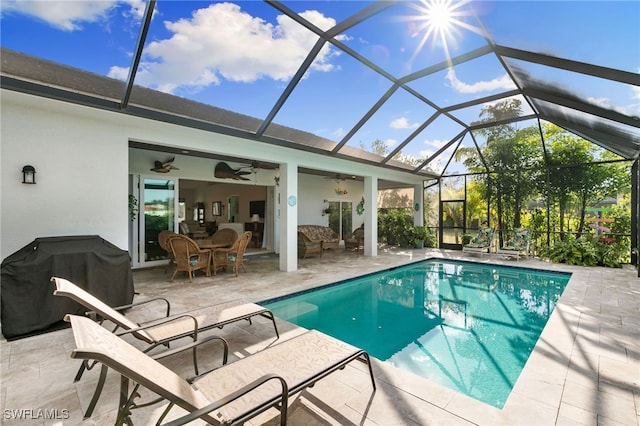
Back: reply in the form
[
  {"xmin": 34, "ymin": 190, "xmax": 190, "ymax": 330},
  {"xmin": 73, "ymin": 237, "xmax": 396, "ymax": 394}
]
[
  {"xmin": 152, "ymin": 334, "xmax": 229, "ymax": 367},
  {"xmin": 112, "ymin": 297, "xmax": 171, "ymax": 317},
  {"xmin": 163, "ymin": 374, "xmax": 289, "ymax": 426},
  {"xmin": 115, "ymin": 313, "xmax": 200, "ymax": 340}
]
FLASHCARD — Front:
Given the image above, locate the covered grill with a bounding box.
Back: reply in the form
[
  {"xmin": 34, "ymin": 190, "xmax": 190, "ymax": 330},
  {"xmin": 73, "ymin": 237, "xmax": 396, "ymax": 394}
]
[{"xmin": 1, "ymin": 235, "xmax": 134, "ymax": 339}]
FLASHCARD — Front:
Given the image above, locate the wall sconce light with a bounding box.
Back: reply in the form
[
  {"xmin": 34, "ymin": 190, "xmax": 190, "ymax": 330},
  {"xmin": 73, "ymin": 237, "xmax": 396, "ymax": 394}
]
[{"xmin": 22, "ymin": 165, "xmax": 36, "ymax": 184}]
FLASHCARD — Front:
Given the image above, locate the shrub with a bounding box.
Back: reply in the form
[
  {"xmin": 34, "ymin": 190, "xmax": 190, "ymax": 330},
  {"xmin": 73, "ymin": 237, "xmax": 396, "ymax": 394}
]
[
  {"xmin": 541, "ymin": 233, "xmax": 627, "ymax": 268},
  {"xmin": 378, "ymin": 209, "xmax": 413, "ymax": 246},
  {"xmin": 541, "ymin": 236, "xmax": 598, "ymax": 266},
  {"xmin": 594, "ymin": 238, "xmax": 626, "ymax": 268},
  {"xmin": 408, "ymin": 226, "xmax": 435, "ymax": 248},
  {"xmin": 377, "ymin": 209, "xmax": 435, "ymax": 248}
]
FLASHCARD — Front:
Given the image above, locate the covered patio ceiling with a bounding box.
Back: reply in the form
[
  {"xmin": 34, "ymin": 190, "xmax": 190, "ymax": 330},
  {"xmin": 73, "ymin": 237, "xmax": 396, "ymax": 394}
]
[{"xmin": 1, "ymin": 1, "xmax": 638, "ymax": 178}]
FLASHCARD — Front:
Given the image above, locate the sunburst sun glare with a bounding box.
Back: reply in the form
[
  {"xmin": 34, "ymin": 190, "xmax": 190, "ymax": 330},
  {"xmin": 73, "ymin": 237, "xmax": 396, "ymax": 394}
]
[{"xmin": 425, "ymin": 0, "xmax": 454, "ymax": 33}]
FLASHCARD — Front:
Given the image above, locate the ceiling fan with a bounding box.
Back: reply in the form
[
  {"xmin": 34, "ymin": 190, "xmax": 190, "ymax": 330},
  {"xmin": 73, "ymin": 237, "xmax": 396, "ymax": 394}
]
[
  {"xmin": 150, "ymin": 157, "xmax": 179, "ymax": 173},
  {"xmin": 325, "ymin": 173, "xmax": 354, "ymax": 183},
  {"xmin": 214, "ymin": 162, "xmax": 252, "ymax": 181},
  {"xmin": 238, "ymin": 160, "xmax": 279, "ymax": 173}
]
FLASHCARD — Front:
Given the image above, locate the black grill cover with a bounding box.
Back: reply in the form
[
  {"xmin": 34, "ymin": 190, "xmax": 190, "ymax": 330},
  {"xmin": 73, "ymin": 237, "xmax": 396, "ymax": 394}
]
[{"xmin": 1, "ymin": 235, "xmax": 134, "ymax": 339}]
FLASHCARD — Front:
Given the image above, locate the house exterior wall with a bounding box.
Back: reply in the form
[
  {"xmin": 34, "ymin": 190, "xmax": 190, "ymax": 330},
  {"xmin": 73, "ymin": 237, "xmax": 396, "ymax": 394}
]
[
  {"xmin": 2, "ymin": 89, "xmax": 426, "ymax": 264},
  {"xmin": 298, "ymin": 174, "xmax": 365, "ymax": 229},
  {"xmin": 1, "ymin": 91, "xmax": 130, "ymax": 260}
]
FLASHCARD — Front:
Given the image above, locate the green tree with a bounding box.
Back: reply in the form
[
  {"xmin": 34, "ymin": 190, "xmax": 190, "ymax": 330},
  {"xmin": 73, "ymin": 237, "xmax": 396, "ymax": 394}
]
[
  {"xmin": 545, "ymin": 128, "xmax": 591, "ymax": 236},
  {"xmin": 458, "ymin": 99, "xmax": 543, "ymax": 235},
  {"xmin": 360, "ymin": 139, "xmax": 389, "ymax": 156},
  {"xmin": 544, "ymin": 124, "xmax": 630, "ymax": 237}
]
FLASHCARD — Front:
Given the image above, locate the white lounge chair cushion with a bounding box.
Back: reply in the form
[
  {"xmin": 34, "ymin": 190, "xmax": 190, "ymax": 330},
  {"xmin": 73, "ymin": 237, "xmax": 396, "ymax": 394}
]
[
  {"xmin": 195, "ymin": 329, "xmax": 362, "ymax": 421},
  {"xmin": 67, "ymin": 315, "xmax": 222, "ymax": 423},
  {"xmin": 143, "ymin": 301, "xmax": 268, "ymax": 342},
  {"xmin": 53, "ymin": 277, "xmax": 270, "ymax": 344}
]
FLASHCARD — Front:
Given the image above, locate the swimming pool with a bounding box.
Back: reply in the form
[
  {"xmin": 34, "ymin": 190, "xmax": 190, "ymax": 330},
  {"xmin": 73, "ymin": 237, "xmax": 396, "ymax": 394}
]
[{"xmin": 262, "ymin": 259, "xmax": 571, "ymax": 408}]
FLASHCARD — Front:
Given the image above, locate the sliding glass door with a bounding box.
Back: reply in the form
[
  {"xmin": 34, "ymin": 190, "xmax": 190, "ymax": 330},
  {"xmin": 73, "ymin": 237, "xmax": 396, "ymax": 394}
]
[
  {"xmin": 439, "ymin": 200, "xmax": 465, "ymax": 250},
  {"xmin": 131, "ymin": 176, "xmax": 177, "ymax": 268},
  {"xmin": 328, "ymin": 201, "xmax": 353, "ymax": 241}
]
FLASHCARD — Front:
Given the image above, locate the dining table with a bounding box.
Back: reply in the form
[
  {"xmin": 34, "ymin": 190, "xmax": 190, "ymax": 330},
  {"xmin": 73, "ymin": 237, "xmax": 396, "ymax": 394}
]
[
  {"xmin": 198, "ymin": 242, "xmax": 229, "ymax": 250},
  {"xmin": 198, "ymin": 241, "xmax": 231, "ymax": 272}
]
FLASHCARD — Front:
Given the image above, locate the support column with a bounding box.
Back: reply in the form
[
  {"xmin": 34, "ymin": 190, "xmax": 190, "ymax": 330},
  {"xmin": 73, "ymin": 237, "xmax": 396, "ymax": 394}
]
[
  {"xmin": 631, "ymin": 159, "xmax": 638, "ymax": 276},
  {"xmin": 279, "ymin": 162, "xmax": 298, "ymax": 272},
  {"xmin": 413, "ymin": 183, "xmax": 424, "ymax": 226},
  {"xmin": 364, "ymin": 176, "xmax": 378, "ymax": 257}
]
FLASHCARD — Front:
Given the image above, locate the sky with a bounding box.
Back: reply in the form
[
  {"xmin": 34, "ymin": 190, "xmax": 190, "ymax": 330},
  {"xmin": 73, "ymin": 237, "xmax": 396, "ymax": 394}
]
[{"xmin": 1, "ymin": 0, "xmax": 638, "ymax": 174}]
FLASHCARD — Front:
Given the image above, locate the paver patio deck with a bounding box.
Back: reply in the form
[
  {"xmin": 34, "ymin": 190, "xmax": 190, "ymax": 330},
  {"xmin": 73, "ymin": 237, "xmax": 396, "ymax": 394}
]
[{"xmin": 1, "ymin": 247, "xmax": 638, "ymax": 425}]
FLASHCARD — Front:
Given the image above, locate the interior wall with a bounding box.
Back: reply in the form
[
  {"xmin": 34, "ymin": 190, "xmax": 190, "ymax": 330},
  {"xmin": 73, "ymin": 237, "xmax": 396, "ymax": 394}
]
[{"xmin": 183, "ymin": 182, "xmax": 267, "ymax": 226}]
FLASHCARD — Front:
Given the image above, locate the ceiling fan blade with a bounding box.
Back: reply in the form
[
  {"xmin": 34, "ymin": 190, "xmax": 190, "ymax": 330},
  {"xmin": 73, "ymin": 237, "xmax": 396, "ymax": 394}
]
[
  {"xmin": 240, "ymin": 160, "xmax": 278, "ymax": 170},
  {"xmin": 255, "ymin": 161, "xmax": 278, "ymax": 170}
]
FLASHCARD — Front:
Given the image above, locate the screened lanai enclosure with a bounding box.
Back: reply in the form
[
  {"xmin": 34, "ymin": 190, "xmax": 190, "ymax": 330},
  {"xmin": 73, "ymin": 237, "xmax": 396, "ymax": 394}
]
[{"xmin": 1, "ymin": 1, "xmax": 638, "ymax": 273}]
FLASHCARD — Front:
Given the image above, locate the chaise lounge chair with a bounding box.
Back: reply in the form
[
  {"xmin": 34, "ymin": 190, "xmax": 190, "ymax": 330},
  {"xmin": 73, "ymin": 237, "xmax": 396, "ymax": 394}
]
[
  {"xmin": 52, "ymin": 277, "xmax": 279, "ymax": 418},
  {"xmin": 462, "ymin": 226, "xmax": 496, "ymax": 258},
  {"xmin": 496, "ymin": 228, "xmax": 531, "ymax": 261},
  {"xmin": 66, "ymin": 314, "xmax": 376, "ymax": 426}
]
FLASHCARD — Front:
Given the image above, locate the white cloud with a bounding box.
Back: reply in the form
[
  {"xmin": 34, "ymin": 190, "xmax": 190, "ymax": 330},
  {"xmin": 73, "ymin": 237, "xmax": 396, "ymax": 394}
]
[
  {"xmin": 116, "ymin": 3, "xmax": 340, "ymax": 93},
  {"xmin": 331, "ymin": 127, "xmax": 344, "ymax": 138},
  {"xmin": 424, "ymin": 139, "xmax": 448, "ymax": 149},
  {"xmin": 1, "ymin": 0, "xmax": 145, "ymax": 31},
  {"xmin": 390, "ymin": 117, "xmax": 419, "ymax": 129},
  {"xmin": 633, "ymin": 77, "xmax": 640, "ymax": 100},
  {"xmin": 587, "ymin": 96, "xmax": 640, "ymax": 118},
  {"xmin": 445, "ymin": 68, "xmax": 515, "ymax": 94},
  {"xmin": 108, "ymin": 65, "xmax": 129, "ymax": 80},
  {"xmin": 384, "ymin": 138, "xmax": 398, "ymax": 149},
  {"xmin": 420, "ymin": 149, "xmax": 435, "ymax": 158},
  {"xmin": 588, "ymin": 96, "xmax": 610, "ymax": 108},
  {"xmin": 620, "ymin": 102, "xmax": 640, "ymax": 117}
]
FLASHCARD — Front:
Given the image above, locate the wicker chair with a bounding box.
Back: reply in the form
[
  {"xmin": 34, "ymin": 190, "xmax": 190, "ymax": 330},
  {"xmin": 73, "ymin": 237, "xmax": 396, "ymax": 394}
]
[
  {"xmin": 212, "ymin": 231, "xmax": 252, "ymax": 277},
  {"xmin": 344, "ymin": 226, "xmax": 365, "ymax": 252},
  {"xmin": 297, "ymin": 231, "xmax": 323, "ymax": 259},
  {"xmin": 168, "ymin": 234, "xmax": 211, "ymax": 282},
  {"xmin": 158, "ymin": 230, "xmax": 178, "ymax": 273},
  {"xmin": 210, "ymin": 228, "xmax": 238, "ymax": 248}
]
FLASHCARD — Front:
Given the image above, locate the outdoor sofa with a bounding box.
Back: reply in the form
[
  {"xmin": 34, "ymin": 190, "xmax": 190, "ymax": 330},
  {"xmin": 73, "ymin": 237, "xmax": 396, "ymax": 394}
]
[{"xmin": 298, "ymin": 225, "xmax": 340, "ymax": 250}]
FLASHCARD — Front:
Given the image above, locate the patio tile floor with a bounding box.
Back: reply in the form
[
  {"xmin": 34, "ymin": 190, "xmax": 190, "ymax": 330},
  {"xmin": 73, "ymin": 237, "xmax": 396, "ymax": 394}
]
[{"xmin": 1, "ymin": 247, "xmax": 638, "ymax": 425}]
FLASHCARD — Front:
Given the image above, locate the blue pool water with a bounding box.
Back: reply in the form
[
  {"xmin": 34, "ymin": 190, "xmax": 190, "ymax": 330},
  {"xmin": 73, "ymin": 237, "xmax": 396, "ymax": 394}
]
[{"xmin": 262, "ymin": 259, "xmax": 571, "ymax": 408}]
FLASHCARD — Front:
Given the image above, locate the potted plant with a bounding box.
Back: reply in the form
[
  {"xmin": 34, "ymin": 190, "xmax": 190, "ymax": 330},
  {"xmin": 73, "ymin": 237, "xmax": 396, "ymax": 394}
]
[
  {"xmin": 412, "ymin": 226, "xmax": 430, "ymax": 249},
  {"xmin": 128, "ymin": 194, "xmax": 138, "ymax": 222}
]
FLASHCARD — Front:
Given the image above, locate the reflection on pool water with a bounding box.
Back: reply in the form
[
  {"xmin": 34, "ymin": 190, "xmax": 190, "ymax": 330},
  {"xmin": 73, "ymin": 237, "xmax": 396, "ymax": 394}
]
[{"xmin": 262, "ymin": 259, "xmax": 571, "ymax": 408}]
